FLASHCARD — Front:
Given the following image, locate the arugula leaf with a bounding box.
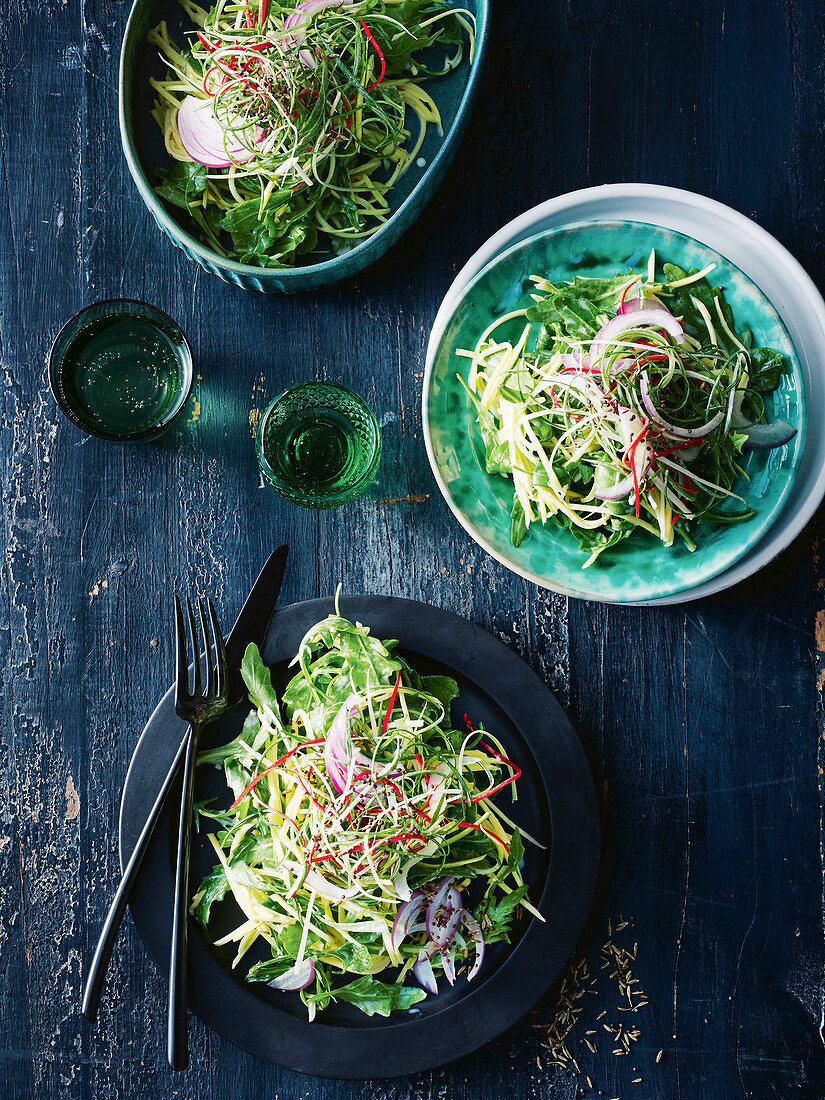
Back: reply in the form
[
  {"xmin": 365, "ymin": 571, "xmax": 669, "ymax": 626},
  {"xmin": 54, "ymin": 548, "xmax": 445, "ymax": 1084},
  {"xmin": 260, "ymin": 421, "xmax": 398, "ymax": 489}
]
[
  {"xmin": 246, "ymin": 956, "xmax": 299, "ymax": 983},
  {"xmin": 155, "ymin": 161, "xmax": 207, "ymax": 211},
  {"xmin": 481, "ymin": 884, "xmax": 530, "ymax": 945},
  {"xmin": 510, "ymin": 498, "xmax": 528, "ymax": 548},
  {"xmin": 284, "ymin": 616, "xmax": 402, "ymax": 718},
  {"xmin": 191, "ymin": 863, "xmax": 230, "ymax": 926},
  {"xmin": 486, "ymin": 884, "xmax": 529, "ymax": 923},
  {"xmin": 556, "ymin": 512, "xmax": 633, "ymax": 558},
  {"xmin": 485, "ymin": 437, "xmax": 511, "ymax": 476},
  {"xmin": 662, "ymin": 263, "xmax": 742, "ymax": 350},
  {"xmin": 241, "ymin": 643, "xmax": 282, "ymax": 720},
  {"xmin": 373, "ymin": 0, "xmax": 462, "ymax": 72},
  {"xmin": 189, "ymin": 202, "xmax": 225, "ymax": 253},
  {"xmin": 302, "ymin": 962, "xmax": 333, "ymax": 1013},
  {"xmin": 305, "ymin": 975, "xmax": 426, "ymax": 1016},
  {"xmin": 551, "ymin": 458, "xmax": 594, "ymax": 489},
  {"xmin": 325, "ymin": 939, "xmax": 374, "ymax": 974},
  {"xmin": 505, "ymin": 827, "xmax": 524, "ymax": 875},
  {"xmin": 198, "ymin": 709, "xmax": 262, "ymax": 767},
  {"xmin": 227, "ymin": 858, "xmax": 269, "ymax": 892},
  {"xmin": 421, "ymin": 674, "xmax": 459, "ymax": 710},
  {"xmin": 219, "ymin": 195, "xmax": 308, "ymax": 266},
  {"xmin": 748, "ymin": 346, "xmax": 787, "ymax": 392},
  {"xmin": 527, "ymin": 275, "xmax": 627, "ymax": 348},
  {"xmin": 276, "ymin": 923, "xmax": 305, "ymax": 960}
]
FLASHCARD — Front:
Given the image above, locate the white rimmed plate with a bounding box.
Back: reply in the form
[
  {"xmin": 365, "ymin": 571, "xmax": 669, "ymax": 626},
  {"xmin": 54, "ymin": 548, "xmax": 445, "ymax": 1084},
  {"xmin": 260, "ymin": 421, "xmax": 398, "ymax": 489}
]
[{"xmin": 424, "ymin": 184, "xmax": 825, "ymax": 605}]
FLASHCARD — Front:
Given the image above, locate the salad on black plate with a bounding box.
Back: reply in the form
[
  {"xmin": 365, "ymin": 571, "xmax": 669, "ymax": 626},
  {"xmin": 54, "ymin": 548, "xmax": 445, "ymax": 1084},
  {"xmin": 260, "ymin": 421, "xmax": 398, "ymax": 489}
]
[{"xmin": 192, "ymin": 602, "xmax": 538, "ymax": 1019}]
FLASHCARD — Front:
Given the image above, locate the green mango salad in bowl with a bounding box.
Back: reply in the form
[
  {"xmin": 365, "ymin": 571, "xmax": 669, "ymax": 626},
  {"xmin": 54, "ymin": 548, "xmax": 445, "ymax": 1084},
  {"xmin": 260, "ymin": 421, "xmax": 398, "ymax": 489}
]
[
  {"xmin": 424, "ymin": 221, "xmax": 806, "ymax": 603},
  {"xmin": 120, "ymin": 0, "xmax": 489, "ymax": 291}
]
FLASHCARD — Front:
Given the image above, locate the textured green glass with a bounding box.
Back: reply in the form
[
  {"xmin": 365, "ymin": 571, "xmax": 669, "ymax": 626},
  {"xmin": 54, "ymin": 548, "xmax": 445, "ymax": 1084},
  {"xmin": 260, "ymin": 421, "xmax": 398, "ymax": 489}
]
[
  {"xmin": 257, "ymin": 381, "xmax": 381, "ymax": 508},
  {"xmin": 49, "ymin": 300, "xmax": 193, "ymax": 441}
]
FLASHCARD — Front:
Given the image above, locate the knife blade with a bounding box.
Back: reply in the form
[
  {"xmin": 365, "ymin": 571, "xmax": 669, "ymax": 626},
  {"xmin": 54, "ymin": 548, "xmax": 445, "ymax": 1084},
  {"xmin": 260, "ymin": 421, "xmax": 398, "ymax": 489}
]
[{"xmin": 225, "ymin": 544, "xmax": 288, "ymax": 702}]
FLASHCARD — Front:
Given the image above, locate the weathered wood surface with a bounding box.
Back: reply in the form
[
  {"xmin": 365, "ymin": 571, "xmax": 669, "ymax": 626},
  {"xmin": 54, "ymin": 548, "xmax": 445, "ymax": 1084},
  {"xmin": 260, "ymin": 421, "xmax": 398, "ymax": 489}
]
[{"xmin": 1, "ymin": 0, "xmax": 824, "ymax": 1097}]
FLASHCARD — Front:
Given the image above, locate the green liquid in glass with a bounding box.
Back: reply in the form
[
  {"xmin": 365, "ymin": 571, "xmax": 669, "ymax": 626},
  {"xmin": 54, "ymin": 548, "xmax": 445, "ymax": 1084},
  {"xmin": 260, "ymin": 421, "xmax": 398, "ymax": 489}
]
[
  {"xmin": 59, "ymin": 314, "xmax": 187, "ymax": 437},
  {"xmin": 266, "ymin": 413, "xmax": 360, "ymax": 490},
  {"xmin": 258, "ymin": 382, "xmax": 381, "ymax": 508}
]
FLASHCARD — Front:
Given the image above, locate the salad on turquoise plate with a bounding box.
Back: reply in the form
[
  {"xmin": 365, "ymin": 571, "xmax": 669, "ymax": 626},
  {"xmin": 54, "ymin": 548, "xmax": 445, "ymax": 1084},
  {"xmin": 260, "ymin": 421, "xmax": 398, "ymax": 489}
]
[{"xmin": 424, "ymin": 221, "xmax": 806, "ymax": 603}]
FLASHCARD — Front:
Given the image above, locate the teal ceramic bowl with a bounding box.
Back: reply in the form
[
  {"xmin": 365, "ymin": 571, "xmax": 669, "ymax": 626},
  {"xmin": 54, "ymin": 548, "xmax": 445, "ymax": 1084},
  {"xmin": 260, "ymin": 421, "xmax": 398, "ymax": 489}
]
[
  {"xmin": 119, "ymin": 0, "xmax": 489, "ymax": 294},
  {"xmin": 424, "ymin": 221, "xmax": 807, "ymax": 604}
]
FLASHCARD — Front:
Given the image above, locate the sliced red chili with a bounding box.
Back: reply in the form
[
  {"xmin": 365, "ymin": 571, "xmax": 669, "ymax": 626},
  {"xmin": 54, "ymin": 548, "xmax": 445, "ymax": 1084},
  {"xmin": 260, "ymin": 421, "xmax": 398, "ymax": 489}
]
[
  {"xmin": 625, "ymin": 418, "xmax": 650, "ymax": 519},
  {"xmin": 359, "ymin": 19, "xmax": 386, "ymax": 90},
  {"xmin": 229, "ymin": 738, "xmax": 325, "ymax": 809},
  {"xmin": 456, "ymin": 821, "xmax": 510, "ymax": 859},
  {"xmin": 381, "ymin": 671, "xmax": 402, "ymax": 735}
]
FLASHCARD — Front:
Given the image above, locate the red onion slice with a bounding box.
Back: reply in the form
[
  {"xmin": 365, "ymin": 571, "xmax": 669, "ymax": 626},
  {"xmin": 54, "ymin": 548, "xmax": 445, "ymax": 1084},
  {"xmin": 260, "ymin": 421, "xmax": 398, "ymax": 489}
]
[
  {"xmin": 177, "ymin": 95, "xmax": 257, "ymax": 168},
  {"xmin": 462, "ymin": 913, "xmax": 485, "ymax": 981},
  {"xmin": 639, "ymin": 372, "xmax": 724, "ymax": 440},
  {"xmin": 740, "ymin": 421, "xmax": 798, "ymax": 449},
  {"xmin": 593, "ymin": 446, "xmax": 653, "ymax": 502},
  {"xmin": 560, "ymin": 352, "xmax": 591, "ymax": 371},
  {"xmin": 592, "ymin": 471, "xmax": 636, "ymax": 502},
  {"xmin": 441, "ymin": 948, "xmax": 456, "ymax": 986},
  {"xmin": 615, "ymin": 406, "xmax": 646, "ymax": 450},
  {"xmin": 268, "ymin": 957, "xmax": 315, "ymax": 990},
  {"xmin": 427, "ymin": 887, "xmax": 463, "ymax": 948},
  {"xmin": 591, "ymin": 307, "xmax": 685, "ymax": 364},
  {"xmin": 392, "ymin": 868, "xmax": 412, "ymax": 902},
  {"xmin": 425, "ymin": 877, "xmax": 457, "ymax": 940},
  {"xmin": 282, "ymin": 0, "xmax": 349, "ymax": 63},
  {"xmin": 412, "ymin": 948, "xmax": 438, "ymax": 996},
  {"xmin": 324, "ymin": 695, "xmax": 370, "ymax": 793},
  {"xmin": 617, "ymin": 296, "xmax": 644, "ymax": 315},
  {"xmin": 390, "ymin": 891, "xmax": 426, "ymax": 953}
]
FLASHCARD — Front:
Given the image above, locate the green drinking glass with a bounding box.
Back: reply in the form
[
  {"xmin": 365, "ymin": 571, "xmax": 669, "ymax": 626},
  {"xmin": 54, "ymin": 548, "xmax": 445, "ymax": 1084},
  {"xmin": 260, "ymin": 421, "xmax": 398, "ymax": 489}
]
[
  {"xmin": 49, "ymin": 299, "xmax": 193, "ymax": 442},
  {"xmin": 256, "ymin": 381, "xmax": 382, "ymax": 508}
]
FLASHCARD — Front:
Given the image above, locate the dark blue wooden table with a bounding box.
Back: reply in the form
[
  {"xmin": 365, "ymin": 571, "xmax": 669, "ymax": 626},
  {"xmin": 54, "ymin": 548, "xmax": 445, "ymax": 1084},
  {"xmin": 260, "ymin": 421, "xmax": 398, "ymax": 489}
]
[{"xmin": 2, "ymin": 1, "xmax": 824, "ymax": 1097}]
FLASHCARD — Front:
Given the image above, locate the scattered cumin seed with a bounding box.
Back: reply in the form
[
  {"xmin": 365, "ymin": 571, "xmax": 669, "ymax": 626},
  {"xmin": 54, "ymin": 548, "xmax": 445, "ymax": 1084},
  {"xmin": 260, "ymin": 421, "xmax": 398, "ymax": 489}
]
[{"xmin": 656, "ymin": 1050, "xmax": 664, "ymax": 1063}]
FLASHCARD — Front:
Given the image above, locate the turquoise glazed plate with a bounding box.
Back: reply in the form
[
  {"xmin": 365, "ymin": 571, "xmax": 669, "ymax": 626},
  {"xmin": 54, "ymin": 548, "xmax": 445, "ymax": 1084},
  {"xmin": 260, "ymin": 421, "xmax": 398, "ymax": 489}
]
[
  {"xmin": 423, "ymin": 221, "xmax": 807, "ymax": 604},
  {"xmin": 119, "ymin": 0, "xmax": 489, "ymax": 294}
]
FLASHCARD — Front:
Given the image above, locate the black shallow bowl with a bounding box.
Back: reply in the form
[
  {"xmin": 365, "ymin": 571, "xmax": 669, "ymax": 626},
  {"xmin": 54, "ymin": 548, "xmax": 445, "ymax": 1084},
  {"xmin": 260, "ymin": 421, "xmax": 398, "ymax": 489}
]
[
  {"xmin": 119, "ymin": 596, "xmax": 599, "ymax": 1077},
  {"xmin": 119, "ymin": 0, "xmax": 490, "ymax": 293}
]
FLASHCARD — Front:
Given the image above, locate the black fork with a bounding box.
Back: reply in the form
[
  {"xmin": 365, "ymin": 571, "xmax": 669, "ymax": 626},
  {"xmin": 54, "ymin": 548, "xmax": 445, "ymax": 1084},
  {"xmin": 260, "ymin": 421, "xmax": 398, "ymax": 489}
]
[{"xmin": 168, "ymin": 597, "xmax": 227, "ymax": 1071}]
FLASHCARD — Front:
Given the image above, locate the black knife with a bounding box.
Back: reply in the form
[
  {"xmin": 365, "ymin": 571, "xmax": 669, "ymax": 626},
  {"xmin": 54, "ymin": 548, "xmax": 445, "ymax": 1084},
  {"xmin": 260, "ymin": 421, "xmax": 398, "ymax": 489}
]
[
  {"xmin": 224, "ymin": 544, "xmax": 288, "ymax": 704},
  {"xmin": 81, "ymin": 545, "xmax": 289, "ymax": 1023}
]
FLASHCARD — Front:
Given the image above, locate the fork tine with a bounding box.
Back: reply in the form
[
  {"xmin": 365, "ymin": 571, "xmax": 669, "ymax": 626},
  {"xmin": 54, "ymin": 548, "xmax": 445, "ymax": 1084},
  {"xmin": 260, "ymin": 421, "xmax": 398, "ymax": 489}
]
[
  {"xmin": 198, "ymin": 599, "xmax": 212, "ymax": 697},
  {"xmin": 185, "ymin": 597, "xmax": 201, "ymax": 698},
  {"xmin": 173, "ymin": 596, "xmax": 188, "ymax": 705},
  {"xmin": 207, "ymin": 598, "xmax": 226, "ymax": 698}
]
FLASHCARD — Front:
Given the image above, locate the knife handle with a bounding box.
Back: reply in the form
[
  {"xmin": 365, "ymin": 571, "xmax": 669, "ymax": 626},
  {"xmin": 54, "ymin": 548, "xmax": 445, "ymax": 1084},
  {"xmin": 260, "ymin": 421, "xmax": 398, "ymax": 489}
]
[{"xmin": 81, "ymin": 729, "xmax": 189, "ymax": 1023}]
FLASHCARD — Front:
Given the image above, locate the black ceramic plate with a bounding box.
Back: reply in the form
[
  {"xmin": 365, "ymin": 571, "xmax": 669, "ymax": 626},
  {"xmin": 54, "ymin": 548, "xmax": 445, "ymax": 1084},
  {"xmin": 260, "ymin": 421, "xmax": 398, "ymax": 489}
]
[{"xmin": 119, "ymin": 596, "xmax": 599, "ymax": 1078}]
